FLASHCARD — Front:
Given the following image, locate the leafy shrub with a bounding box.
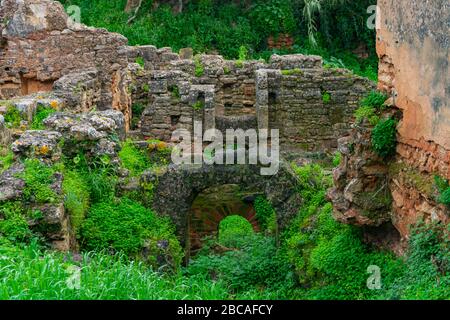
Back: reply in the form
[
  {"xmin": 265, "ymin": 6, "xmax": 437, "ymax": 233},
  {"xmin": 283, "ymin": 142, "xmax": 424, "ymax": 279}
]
[
  {"xmin": 62, "ymin": 170, "xmax": 90, "ymax": 235},
  {"xmin": 371, "ymin": 118, "xmax": 397, "ymax": 158},
  {"xmin": 192, "ymin": 101, "xmax": 205, "ymax": 110},
  {"xmin": 22, "ymin": 159, "xmax": 58, "ymax": 204},
  {"xmin": 434, "ymin": 176, "xmax": 450, "ymax": 208},
  {"xmin": 4, "ymin": 105, "xmax": 22, "ymax": 128},
  {"xmin": 135, "ymin": 56, "xmax": 145, "ymax": 68},
  {"xmin": 332, "ymin": 151, "xmax": 342, "ymax": 167},
  {"xmin": 187, "ymin": 233, "xmax": 294, "ymax": 296},
  {"xmin": 169, "ymin": 85, "xmax": 180, "ymax": 99},
  {"xmin": 131, "ymin": 103, "xmax": 145, "ymax": 129},
  {"xmin": 0, "ymin": 148, "xmax": 14, "ymax": 173},
  {"xmin": 81, "ymin": 198, "xmax": 183, "ymax": 269},
  {"xmin": 322, "ymin": 92, "xmax": 331, "ymax": 104},
  {"xmin": 218, "ymin": 215, "xmax": 254, "ymax": 247},
  {"xmin": 0, "ymin": 202, "xmax": 31, "ymax": 242},
  {"xmin": 361, "ymin": 91, "xmax": 388, "ymax": 109},
  {"xmin": 354, "ymin": 90, "xmax": 388, "ymax": 125},
  {"xmin": 118, "ymin": 139, "xmax": 150, "ymax": 176},
  {"xmin": 68, "ymin": 153, "xmax": 118, "ymax": 204},
  {"xmin": 194, "ymin": 56, "xmax": 204, "ymax": 77},
  {"xmin": 254, "ymin": 196, "xmax": 277, "ymax": 233},
  {"xmin": 354, "ymin": 105, "xmax": 379, "ymax": 125},
  {"xmin": 383, "ymin": 222, "xmax": 450, "ymax": 299},
  {"xmin": 30, "ymin": 105, "xmax": 56, "ymax": 130}
]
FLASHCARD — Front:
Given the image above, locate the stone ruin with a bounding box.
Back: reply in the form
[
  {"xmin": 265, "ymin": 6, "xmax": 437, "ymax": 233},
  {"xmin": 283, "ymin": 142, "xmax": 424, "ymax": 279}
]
[
  {"xmin": 0, "ymin": 0, "xmax": 377, "ymax": 250},
  {"xmin": 0, "ymin": 0, "xmax": 374, "ymax": 154}
]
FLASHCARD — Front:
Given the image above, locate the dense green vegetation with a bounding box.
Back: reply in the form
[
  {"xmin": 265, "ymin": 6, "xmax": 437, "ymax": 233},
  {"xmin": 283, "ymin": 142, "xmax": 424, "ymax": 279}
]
[
  {"xmin": 58, "ymin": 0, "xmax": 378, "ymax": 80},
  {"xmin": 1, "ymin": 154, "xmax": 448, "ymax": 299},
  {"xmin": 0, "ymin": 0, "xmax": 447, "ymax": 301}
]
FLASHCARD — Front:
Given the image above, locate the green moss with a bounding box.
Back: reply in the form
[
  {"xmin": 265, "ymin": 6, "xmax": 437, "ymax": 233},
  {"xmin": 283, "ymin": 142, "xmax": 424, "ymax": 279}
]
[
  {"xmin": 281, "ymin": 68, "xmax": 303, "ymax": 76},
  {"xmin": 135, "ymin": 56, "xmax": 145, "ymax": 68},
  {"xmin": 192, "ymin": 101, "xmax": 205, "ymax": 111},
  {"xmin": 322, "ymin": 92, "xmax": 331, "ymax": 104},
  {"xmin": 389, "ymin": 163, "xmax": 435, "ymax": 197},
  {"xmin": 223, "ymin": 66, "xmax": 231, "ymax": 74},
  {"xmin": 142, "ymin": 83, "xmax": 150, "ymax": 93}
]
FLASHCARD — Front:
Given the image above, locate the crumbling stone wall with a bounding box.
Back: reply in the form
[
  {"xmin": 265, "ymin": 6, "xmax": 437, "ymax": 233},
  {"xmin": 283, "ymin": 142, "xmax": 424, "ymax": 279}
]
[
  {"xmin": 329, "ymin": 0, "xmax": 449, "ymax": 249},
  {"xmin": 132, "ymin": 49, "xmax": 373, "ymax": 152},
  {"xmin": 0, "ymin": 0, "xmax": 131, "ymax": 125},
  {"xmin": 378, "ymin": 0, "xmax": 449, "ymax": 238}
]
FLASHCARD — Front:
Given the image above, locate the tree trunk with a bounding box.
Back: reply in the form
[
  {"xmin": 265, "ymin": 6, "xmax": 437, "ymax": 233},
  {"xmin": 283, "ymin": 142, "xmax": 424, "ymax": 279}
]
[{"xmin": 125, "ymin": 0, "xmax": 142, "ymax": 13}]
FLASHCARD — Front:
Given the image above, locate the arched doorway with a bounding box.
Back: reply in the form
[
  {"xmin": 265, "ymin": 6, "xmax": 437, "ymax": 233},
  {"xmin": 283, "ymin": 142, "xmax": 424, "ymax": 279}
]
[{"xmin": 187, "ymin": 184, "xmax": 261, "ymax": 257}]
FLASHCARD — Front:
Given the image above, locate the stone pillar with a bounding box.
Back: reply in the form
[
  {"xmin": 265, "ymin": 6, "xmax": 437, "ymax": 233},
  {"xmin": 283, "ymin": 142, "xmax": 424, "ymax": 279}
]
[{"xmin": 255, "ymin": 69, "xmax": 269, "ymax": 131}]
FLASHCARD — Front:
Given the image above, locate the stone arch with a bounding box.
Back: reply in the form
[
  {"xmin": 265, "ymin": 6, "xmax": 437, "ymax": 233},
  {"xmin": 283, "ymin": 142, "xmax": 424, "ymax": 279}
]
[
  {"xmin": 143, "ymin": 159, "xmax": 302, "ymax": 251},
  {"xmin": 188, "ymin": 184, "xmax": 261, "ymax": 255}
]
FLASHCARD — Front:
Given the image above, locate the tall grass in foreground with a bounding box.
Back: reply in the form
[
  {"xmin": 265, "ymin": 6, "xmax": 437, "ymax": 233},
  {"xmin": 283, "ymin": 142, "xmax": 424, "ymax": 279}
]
[{"xmin": 0, "ymin": 241, "xmax": 229, "ymax": 300}]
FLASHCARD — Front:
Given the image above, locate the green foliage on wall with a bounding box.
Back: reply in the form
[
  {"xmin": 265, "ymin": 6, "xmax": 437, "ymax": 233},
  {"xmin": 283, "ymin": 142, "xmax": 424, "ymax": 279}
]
[
  {"xmin": 194, "ymin": 56, "xmax": 205, "ymax": 77},
  {"xmin": 0, "ymin": 148, "xmax": 14, "ymax": 174},
  {"xmin": 434, "ymin": 176, "xmax": 450, "ymax": 208},
  {"xmin": 0, "ymin": 202, "xmax": 31, "ymax": 242},
  {"xmin": 118, "ymin": 139, "xmax": 150, "ymax": 177},
  {"xmin": 62, "ymin": 169, "xmax": 90, "ymax": 236},
  {"xmin": 4, "ymin": 105, "xmax": 22, "ymax": 128},
  {"xmin": 254, "ymin": 196, "xmax": 277, "ymax": 234},
  {"xmin": 371, "ymin": 118, "xmax": 397, "ymax": 158},
  {"xmin": 22, "ymin": 159, "xmax": 59, "ymax": 204},
  {"xmin": 354, "ymin": 90, "xmax": 388, "ymax": 125}
]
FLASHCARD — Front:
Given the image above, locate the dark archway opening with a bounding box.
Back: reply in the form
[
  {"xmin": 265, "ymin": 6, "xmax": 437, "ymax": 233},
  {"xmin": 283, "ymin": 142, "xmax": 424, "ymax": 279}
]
[{"xmin": 187, "ymin": 184, "xmax": 261, "ymax": 259}]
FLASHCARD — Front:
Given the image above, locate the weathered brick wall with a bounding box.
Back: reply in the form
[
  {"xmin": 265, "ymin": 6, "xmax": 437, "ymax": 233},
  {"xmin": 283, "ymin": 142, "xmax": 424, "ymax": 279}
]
[
  {"xmin": 135, "ymin": 51, "xmax": 373, "ymax": 152},
  {"xmin": 377, "ymin": 0, "xmax": 450, "ymax": 240},
  {"xmin": 377, "ymin": 0, "xmax": 450, "ymax": 179},
  {"xmin": 266, "ymin": 69, "xmax": 373, "ymax": 151}
]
